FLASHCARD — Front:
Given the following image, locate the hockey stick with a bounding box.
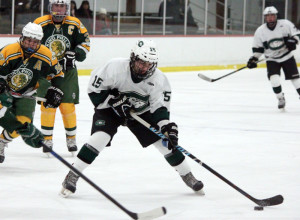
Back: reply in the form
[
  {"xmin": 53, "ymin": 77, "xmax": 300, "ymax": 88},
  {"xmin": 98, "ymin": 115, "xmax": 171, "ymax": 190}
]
[
  {"xmin": 40, "ymin": 142, "xmax": 167, "ymax": 219},
  {"xmin": 129, "ymin": 112, "xmax": 284, "ymax": 207},
  {"xmin": 198, "ymin": 60, "xmax": 264, "ymax": 82}
]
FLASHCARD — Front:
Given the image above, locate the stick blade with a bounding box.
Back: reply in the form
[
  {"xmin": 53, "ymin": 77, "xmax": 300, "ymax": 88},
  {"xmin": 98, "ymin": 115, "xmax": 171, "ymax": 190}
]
[
  {"xmin": 135, "ymin": 206, "xmax": 167, "ymax": 220},
  {"xmin": 255, "ymin": 195, "xmax": 284, "ymax": 207},
  {"xmin": 197, "ymin": 73, "xmax": 213, "ymax": 82}
]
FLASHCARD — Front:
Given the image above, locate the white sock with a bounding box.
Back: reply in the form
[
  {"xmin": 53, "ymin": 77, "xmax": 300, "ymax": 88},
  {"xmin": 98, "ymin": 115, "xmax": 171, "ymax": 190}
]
[{"xmin": 153, "ymin": 140, "xmax": 191, "ymax": 176}]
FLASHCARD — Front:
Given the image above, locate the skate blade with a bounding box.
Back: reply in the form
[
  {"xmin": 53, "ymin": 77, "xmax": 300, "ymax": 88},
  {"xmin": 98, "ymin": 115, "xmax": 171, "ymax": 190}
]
[
  {"xmin": 278, "ymin": 107, "xmax": 285, "ymax": 112},
  {"xmin": 60, "ymin": 187, "xmax": 73, "ymax": 198},
  {"xmin": 195, "ymin": 189, "xmax": 205, "ymax": 196},
  {"xmin": 44, "ymin": 152, "xmax": 52, "ymax": 158}
]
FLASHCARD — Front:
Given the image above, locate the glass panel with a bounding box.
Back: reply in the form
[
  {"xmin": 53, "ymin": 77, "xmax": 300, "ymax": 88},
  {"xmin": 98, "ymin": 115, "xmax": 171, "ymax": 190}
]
[
  {"xmin": 205, "ymin": 0, "xmax": 224, "ymax": 35},
  {"xmin": 226, "ymin": 0, "xmax": 244, "ymax": 35},
  {"xmin": 245, "ymin": 0, "xmax": 262, "ymax": 34},
  {"xmin": 85, "ymin": 0, "xmax": 118, "ymax": 35},
  {"xmin": 76, "ymin": 0, "xmax": 94, "ymax": 34},
  {"xmin": 187, "ymin": 0, "xmax": 205, "ymax": 35},
  {"xmin": 118, "ymin": 0, "xmax": 141, "ymax": 35},
  {"xmin": 0, "ymin": 1, "xmax": 12, "ymax": 34},
  {"xmin": 287, "ymin": 0, "xmax": 300, "ymax": 29},
  {"xmin": 163, "ymin": 0, "xmax": 184, "ymax": 35},
  {"xmin": 90, "ymin": 0, "xmax": 115, "ymax": 35},
  {"xmin": 14, "ymin": 0, "xmax": 42, "ymax": 34},
  {"xmin": 265, "ymin": 0, "xmax": 286, "ymax": 19},
  {"xmin": 140, "ymin": 0, "xmax": 163, "ymax": 35}
]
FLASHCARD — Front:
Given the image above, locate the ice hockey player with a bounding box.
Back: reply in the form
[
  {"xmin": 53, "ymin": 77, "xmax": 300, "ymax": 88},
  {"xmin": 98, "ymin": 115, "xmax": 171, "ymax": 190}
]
[
  {"xmin": 34, "ymin": 0, "xmax": 90, "ymax": 155},
  {"xmin": 0, "ymin": 22, "xmax": 64, "ymax": 163},
  {"xmin": 247, "ymin": 6, "xmax": 300, "ymax": 109},
  {"xmin": 60, "ymin": 39, "xmax": 204, "ymax": 197}
]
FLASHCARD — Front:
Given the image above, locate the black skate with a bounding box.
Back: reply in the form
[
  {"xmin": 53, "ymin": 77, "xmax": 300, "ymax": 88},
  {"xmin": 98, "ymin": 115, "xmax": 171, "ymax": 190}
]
[
  {"xmin": 278, "ymin": 94, "xmax": 285, "ymax": 109},
  {"xmin": 43, "ymin": 139, "xmax": 53, "ymax": 153},
  {"xmin": 60, "ymin": 171, "xmax": 79, "ymax": 197},
  {"xmin": 0, "ymin": 139, "xmax": 8, "ymax": 163},
  {"xmin": 66, "ymin": 138, "xmax": 77, "ymax": 155},
  {"xmin": 181, "ymin": 172, "xmax": 205, "ymax": 195}
]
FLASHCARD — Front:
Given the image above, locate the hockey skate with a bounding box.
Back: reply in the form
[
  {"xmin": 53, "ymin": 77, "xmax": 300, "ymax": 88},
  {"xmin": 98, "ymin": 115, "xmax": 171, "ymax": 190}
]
[
  {"xmin": 66, "ymin": 137, "xmax": 77, "ymax": 156},
  {"xmin": 181, "ymin": 172, "xmax": 205, "ymax": 195},
  {"xmin": 43, "ymin": 139, "xmax": 53, "ymax": 157},
  {"xmin": 60, "ymin": 171, "xmax": 79, "ymax": 198},
  {"xmin": 0, "ymin": 139, "xmax": 8, "ymax": 163},
  {"xmin": 278, "ymin": 94, "xmax": 285, "ymax": 109}
]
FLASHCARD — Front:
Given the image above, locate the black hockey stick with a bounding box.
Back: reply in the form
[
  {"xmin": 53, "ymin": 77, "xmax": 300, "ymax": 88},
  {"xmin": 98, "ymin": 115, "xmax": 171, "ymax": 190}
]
[
  {"xmin": 198, "ymin": 60, "xmax": 264, "ymax": 82},
  {"xmin": 130, "ymin": 112, "xmax": 284, "ymax": 207},
  {"xmin": 40, "ymin": 142, "xmax": 167, "ymax": 219}
]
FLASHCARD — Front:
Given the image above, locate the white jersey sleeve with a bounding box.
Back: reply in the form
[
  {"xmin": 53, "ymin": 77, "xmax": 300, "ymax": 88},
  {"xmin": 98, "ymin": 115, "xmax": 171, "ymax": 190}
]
[
  {"xmin": 252, "ymin": 19, "xmax": 300, "ymax": 62},
  {"xmin": 87, "ymin": 58, "xmax": 171, "ymax": 121}
]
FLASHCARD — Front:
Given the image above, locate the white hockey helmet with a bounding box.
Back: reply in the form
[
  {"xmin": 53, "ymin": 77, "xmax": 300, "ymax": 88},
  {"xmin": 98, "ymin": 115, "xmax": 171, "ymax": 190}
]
[
  {"xmin": 22, "ymin": 22, "xmax": 44, "ymax": 40},
  {"xmin": 263, "ymin": 6, "xmax": 278, "ymax": 27},
  {"xmin": 130, "ymin": 39, "xmax": 159, "ymax": 80},
  {"xmin": 263, "ymin": 6, "xmax": 278, "ymax": 15},
  {"xmin": 49, "ymin": 0, "xmax": 70, "ymax": 21},
  {"xmin": 20, "ymin": 22, "xmax": 43, "ymax": 54}
]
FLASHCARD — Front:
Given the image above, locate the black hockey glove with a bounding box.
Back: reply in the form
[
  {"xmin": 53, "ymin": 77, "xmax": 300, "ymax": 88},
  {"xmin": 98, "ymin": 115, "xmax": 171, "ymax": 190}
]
[
  {"xmin": 285, "ymin": 37, "xmax": 298, "ymax": 51},
  {"xmin": 161, "ymin": 122, "xmax": 178, "ymax": 150},
  {"xmin": 108, "ymin": 93, "xmax": 132, "ymax": 118},
  {"xmin": 0, "ymin": 81, "xmax": 7, "ymax": 94},
  {"xmin": 43, "ymin": 86, "xmax": 64, "ymax": 108},
  {"xmin": 63, "ymin": 51, "xmax": 76, "ymax": 71},
  {"xmin": 247, "ymin": 56, "xmax": 258, "ymax": 69},
  {"xmin": 17, "ymin": 122, "xmax": 44, "ymax": 148}
]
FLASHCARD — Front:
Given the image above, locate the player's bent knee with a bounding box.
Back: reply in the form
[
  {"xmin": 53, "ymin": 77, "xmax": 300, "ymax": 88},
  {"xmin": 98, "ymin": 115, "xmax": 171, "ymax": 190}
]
[{"xmin": 88, "ymin": 131, "xmax": 111, "ymax": 152}]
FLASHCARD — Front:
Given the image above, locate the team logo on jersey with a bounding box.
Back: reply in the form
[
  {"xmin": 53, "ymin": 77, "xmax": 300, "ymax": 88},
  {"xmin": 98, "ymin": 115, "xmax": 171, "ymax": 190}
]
[
  {"xmin": 45, "ymin": 34, "xmax": 71, "ymax": 61},
  {"xmin": 95, "ymin": 120, "xmax": 105, "ymax": 126},
  {"xmin": 268, "ymin": 38, "xmax": 285, "ymax": 50},
  {"xmin": 125, "ymin": 92, "xmax": 150, "ymax": 112},
  {"xmin": 7, "ymin": 68, "xmax": 33, "ymax": 92}
]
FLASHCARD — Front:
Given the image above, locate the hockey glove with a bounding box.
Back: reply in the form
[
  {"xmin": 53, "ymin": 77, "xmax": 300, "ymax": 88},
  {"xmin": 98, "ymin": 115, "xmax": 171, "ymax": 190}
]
[
  {"xmin": 247, "ymin": 56, "xmax": 258, "ymax": 69},
  {"xmin": 285, "ymin": 37, "xmax": 298, "ymax": 51},
  {"xmin": 43, "ymin": 86, "xmax": 64, "ymax": 108},
  {"xmin": 161, "ymin": 122, "xmax": 178, "ymax": 150},
  {"xmin": 0, "ymin": 81, "xmax": 7, "ymax": 94},
  {"xmin": 63, "ymin": 51, "xmax": 76, "ymax": 71},
  {"xmin": 17, "ymin": 123, "xmax": 44, "ymax": 148},
  {"xmin": 108, "ymin": 93, "xmax": 132, "ymax": 118}
]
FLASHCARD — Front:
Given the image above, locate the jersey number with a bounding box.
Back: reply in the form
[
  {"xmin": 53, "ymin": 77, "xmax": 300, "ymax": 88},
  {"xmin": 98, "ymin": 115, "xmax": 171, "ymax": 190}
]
[
  {"xmin": 92, "ymin": 75, "xmax": 103, "ymax": 88},
  {"xmin": 163, "ymin": 91, "xmax": 171, "ymax": 102}
]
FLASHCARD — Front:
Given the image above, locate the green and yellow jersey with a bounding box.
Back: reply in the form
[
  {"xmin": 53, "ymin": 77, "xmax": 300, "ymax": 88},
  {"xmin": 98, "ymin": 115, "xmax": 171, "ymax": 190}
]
[
  {"xmin": 0, "ymin": 42, "xmax": 63, "ymax": 97},
  {"xmin": 34, "ymin": 15, "xmax": 90, "ymax": 63}
]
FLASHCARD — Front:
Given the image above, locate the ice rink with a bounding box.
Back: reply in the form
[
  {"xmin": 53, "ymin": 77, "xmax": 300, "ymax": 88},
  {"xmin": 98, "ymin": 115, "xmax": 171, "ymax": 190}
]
[{"xmin": 1, "ymin": 68, "xmax": 300, "ymax": 220}]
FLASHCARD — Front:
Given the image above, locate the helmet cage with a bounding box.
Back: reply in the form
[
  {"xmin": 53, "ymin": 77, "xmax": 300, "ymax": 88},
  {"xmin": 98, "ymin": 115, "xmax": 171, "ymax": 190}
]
[
  {"xmin": 20, "ymin": 22, "xmax": 43, "ymax": 55},
  {"xmin": 49, "ymin": 0, "xmax": 70, "ymax": 21},
  {"xmin": 130, "ymin": 53, "xmax": 158, "ymax": 80},
  {"xmin": 263, "ymin": 6, "xmax": 278, "ymax": 27}
]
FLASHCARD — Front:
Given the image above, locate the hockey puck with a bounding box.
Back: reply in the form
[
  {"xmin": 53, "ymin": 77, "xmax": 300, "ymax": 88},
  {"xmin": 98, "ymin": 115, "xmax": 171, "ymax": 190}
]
[{"xmin": 254, "ymin": 206, "xmax": 264, "ymax": 211}]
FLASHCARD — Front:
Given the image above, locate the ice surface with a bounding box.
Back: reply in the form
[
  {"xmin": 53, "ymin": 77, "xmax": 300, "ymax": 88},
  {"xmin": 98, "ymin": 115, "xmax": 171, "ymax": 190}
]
[{"xmin": 1, "ymin": 68, "xmax": 299, "ymax": 219}]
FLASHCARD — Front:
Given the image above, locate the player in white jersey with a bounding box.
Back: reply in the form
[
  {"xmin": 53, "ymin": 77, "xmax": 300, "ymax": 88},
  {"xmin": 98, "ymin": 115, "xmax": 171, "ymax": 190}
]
[
  {"xmin": 60, "ymin": 39, "xmax": 204, "ymax": 197},
  {"xmin": 247, "ymin": 6, "xmax": 300, "ymax": 109}
]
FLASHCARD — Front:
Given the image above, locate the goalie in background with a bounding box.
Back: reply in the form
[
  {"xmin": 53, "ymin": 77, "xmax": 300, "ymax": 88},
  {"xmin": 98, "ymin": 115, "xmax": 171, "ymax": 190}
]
[
  {"xmin": 60, "ymin": 39, "xmax": 204, "ymax": 197},
  {"xmin": 247, "ymin": 6, "xmax": 300, "ymax": 110}
]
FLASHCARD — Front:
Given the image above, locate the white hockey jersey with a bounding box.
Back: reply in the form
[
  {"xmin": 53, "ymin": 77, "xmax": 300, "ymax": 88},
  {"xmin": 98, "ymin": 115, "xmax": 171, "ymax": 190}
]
[
  {"xmin": 252, "ymin": 19, "xmax": 300, "ymax": 63},
  {"xmin": 87, "ymin": 58, "xmax": 171, "ymax": 115}
]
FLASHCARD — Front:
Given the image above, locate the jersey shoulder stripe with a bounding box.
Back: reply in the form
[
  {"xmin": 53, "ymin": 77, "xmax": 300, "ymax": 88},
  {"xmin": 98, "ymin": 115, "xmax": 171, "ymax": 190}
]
[
  {"xmin": 34, "ymin": 45, "xmax": 54, "ymax": 66},
  {"xmin": 0, "ymin": 43, "xmax": 22, "ymax": 65},
  {"xmin": 34, "ymin": 15, "xmax": 52, "ymax": 26},
  {"xmin": 65, "ymin": 16, "xmax": 88, "ymax": 34}
]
